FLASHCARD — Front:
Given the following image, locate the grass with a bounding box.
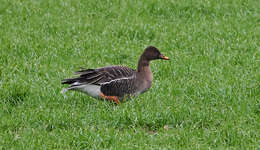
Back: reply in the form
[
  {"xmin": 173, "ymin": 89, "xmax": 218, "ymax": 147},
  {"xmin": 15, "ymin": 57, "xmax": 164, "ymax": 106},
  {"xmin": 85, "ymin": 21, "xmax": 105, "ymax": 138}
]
[{"xmin": 0, "ymin": 0, "xmax": 259, "ymax": 149}]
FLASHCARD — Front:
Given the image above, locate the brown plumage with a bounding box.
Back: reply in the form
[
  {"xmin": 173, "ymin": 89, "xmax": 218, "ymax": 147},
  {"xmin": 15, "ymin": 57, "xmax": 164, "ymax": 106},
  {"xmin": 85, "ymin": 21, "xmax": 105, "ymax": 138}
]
[{"xmin": 61, "ymin": 46, "xmax": 169, "ymax": 104}]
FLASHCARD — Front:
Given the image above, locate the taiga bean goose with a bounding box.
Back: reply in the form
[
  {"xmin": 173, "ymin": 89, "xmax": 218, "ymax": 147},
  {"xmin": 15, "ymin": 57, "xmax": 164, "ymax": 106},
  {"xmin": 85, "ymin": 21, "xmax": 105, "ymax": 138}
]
[{"xmin": 61, "ymin": 46, "xmax": 169, "ymax": 104}]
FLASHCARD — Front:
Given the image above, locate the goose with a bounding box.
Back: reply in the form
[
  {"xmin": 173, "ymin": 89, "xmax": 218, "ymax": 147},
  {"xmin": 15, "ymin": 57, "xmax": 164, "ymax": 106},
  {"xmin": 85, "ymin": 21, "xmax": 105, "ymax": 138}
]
[{"xmin": 61, "ymin": 46, "xmax": 169, "ymax": 104}]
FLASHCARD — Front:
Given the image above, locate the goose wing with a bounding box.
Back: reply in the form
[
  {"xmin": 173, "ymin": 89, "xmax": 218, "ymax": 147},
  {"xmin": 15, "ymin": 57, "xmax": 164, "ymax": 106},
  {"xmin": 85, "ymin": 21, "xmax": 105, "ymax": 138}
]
[
  {"xmin": 62, "ymin": 66, "xmax": 136, "ymax": 86},
  {"xmin": 100, "ymin": 76, "xmax": 137, "ymax": 97}
]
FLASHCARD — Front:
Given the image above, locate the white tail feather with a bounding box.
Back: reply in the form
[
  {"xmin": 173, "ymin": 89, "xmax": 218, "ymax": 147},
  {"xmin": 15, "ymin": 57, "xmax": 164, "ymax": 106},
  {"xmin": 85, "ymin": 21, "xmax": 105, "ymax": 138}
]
[{"xmin": 61, "ymin": 88, "xmax": 69, "ymax": 95}]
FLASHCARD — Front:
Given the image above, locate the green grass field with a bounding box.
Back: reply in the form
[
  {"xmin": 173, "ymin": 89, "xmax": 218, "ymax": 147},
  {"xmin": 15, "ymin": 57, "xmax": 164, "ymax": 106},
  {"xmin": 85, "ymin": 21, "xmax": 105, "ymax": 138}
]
[{"xmin": 0, "ymin": 0, "xmax": 259, "ymax": 149}]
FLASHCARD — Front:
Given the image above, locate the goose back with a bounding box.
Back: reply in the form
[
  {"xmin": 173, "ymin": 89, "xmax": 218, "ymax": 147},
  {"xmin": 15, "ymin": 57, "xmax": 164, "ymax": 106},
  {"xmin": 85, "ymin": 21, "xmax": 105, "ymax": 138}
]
[{"xmin": 62, "ymin": 66, "xmax": 136, "ymax": 86}]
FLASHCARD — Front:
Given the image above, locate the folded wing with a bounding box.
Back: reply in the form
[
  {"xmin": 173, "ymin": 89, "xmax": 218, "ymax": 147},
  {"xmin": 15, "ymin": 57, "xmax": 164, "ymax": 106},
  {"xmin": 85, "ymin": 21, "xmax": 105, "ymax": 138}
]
[
  {"xmin": 101, "ymin": 76, "xmax": 137, "ymax": 97},
  {"xmin": 61, "ymin": 66, "xmax": 136, "ymax": 87}
]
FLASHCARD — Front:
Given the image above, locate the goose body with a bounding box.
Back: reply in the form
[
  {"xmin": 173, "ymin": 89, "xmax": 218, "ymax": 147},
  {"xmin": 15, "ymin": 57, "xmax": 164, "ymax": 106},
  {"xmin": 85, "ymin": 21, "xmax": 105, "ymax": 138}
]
[{"xmin": 61, "ymin": 46, "xmax": 169, "ymax": 104}]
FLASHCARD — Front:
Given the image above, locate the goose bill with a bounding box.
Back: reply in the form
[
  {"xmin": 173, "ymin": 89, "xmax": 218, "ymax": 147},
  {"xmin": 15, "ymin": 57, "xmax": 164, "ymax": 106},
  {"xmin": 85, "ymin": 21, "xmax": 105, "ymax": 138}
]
[{"xmin": 160, "ymin": 55, "xmax": 169, "ymax": 60}]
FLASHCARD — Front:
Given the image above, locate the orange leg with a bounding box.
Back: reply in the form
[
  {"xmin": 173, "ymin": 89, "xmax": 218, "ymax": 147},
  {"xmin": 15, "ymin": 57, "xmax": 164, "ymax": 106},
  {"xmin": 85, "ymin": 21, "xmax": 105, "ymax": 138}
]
[{"xmin": 100, "ymin": 93, "xmax": 119, "ymax": 105}]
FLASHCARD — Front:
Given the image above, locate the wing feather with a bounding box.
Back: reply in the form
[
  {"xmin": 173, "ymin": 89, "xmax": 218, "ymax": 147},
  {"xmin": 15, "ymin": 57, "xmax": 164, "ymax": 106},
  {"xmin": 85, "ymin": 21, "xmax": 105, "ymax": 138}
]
[
  {"xmin": 100, "ymin": 76, "xmax": 136, "ymax": 97},
  {"xmin": 62, "ymin": 66, "xmax": 136, "ymax": 87}
]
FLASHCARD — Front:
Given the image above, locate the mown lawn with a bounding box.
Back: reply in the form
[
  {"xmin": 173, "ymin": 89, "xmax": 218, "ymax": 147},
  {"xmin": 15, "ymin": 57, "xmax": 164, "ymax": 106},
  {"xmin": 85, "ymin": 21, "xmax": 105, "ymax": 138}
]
[{"xmin": 0, "ymin": 0, "xmax": 259, "ymax": 149}]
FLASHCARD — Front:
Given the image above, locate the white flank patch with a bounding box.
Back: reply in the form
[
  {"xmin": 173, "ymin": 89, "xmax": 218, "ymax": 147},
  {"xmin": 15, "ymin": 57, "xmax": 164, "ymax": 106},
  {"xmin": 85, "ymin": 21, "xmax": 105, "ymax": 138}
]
[
  {"xmin": 74, "ymin": 84, "xmax": 101, "ymax": 98},
  {"xmin": 61, "ymin": 84, "xmax": 101, "ymax": 98}
]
